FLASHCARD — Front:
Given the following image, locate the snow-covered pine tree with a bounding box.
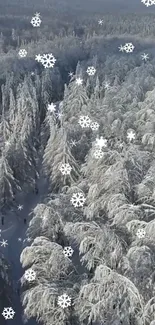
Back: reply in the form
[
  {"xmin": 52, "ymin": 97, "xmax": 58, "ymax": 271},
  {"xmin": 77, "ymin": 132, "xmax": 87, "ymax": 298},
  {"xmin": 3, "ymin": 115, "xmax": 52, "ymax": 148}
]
[
  {"xmin": 43, "ymin": 124, "xmax": 80, "ymax": 193},
  {"xmin": 0, "ymin": 153, "xmax": 21, "ymax": 210}
]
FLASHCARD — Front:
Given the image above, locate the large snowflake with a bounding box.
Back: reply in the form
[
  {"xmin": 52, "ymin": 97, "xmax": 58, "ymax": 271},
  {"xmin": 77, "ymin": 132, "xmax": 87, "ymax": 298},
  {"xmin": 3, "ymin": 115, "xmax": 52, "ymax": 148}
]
[
  {"xmin": 41, "ymin": 53, "xmax": 56, "ymax": 68},
  {"xmin": 141, "ymin": 0, "xmax": 155, "ymax": 6},
  {"xmin": 90, "ymin": 121, "xmax": 99, "ymax": 131},
  {"xmin": 70, "ymin": 192, "xmax": 86, "ymax": 207},
  {"xmin": 95, "ymin": 136, "xmax": 107, "ymax": 148},
  {"xmin": 63, "ymin": 246, "xmax": 74, "ymax": 257},
  {"xmin": 86, "ymin": 66, "xmax": 96, "ymax": 76},
  {"xmin": 57, "ymin": 293, "xmax": 71, "ymax": 308},
  {"xmin": 18, "ymin": 49, "xmax": 27, "ymax": 57},
  {"xmin": 31, "ymin": 13, "xmax": 42, "ymax": 27},
  {"xmin": 59, "ymin": 163, "xmax": 72, "ymax": 175},
  {"xmin": 123, "ymin": 43, "xmax": 135, "ymax": 53},
  {"xmin": 24, "ymin": 268, "xmax": 36, "ymax": 281},
  {"xmin": 2, "ymin": 307, "xmax": 15, "ymax": 319},
  {"xmin": 136, "ymin": 228, "xmax": 146, "ymax": 239},
  {"xmin": 93, "ymin": 148, "xmax": 104, "ymax": 159},
  {"xmin": 78, "ymin": 115, "xmax": 91, "ymax": 128}
]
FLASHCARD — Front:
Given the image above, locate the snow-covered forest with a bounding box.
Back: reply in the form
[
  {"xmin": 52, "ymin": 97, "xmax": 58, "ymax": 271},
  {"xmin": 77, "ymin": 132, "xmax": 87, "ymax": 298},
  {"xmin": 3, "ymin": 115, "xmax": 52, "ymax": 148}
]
[{"xmin": 1, "ymin": 0, "xmax": 155, "ymax": 325}]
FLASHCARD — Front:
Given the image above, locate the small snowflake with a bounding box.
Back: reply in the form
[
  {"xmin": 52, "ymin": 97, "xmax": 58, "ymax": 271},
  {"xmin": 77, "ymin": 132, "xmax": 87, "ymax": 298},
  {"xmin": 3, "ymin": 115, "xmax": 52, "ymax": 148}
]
[
  {"xmin": 5, "ymin": 140, "xmax": 10, "ymax": 147},
  {"xmin": 136, "ymin": 228, "xmax": 146, "ymax": 239},
  {"xmin": 93, "ymin": 148, "xmax": 104, "ymax": 159},
  {"xmin": 68, "ymin": 72, "xmax": 74, "ymax": 77},
  {"xmin": 70, "ymin": 192, "xmax": 86, "ymax": 207},
  {"xmin": 98, "ymin": 19, "xmax": 103, "ymax": 25},
  {"xmin": 59, "ymin": 163, "xmax": 72, "ymax": 175},
  {"xmin": 41, "ymin": 53, "xmax": 56, "ymax": 68},
  {"xmin": 123, "ymin": 43, "xmax": 135, "ymax": 53},
  {"xmin": 118, "ymin": 45, "xmax": 125, "ymax": 52},
  {"xmin": 0, "ymin": 239, "xmax": 8, "ymax": 247},
  {"xmin": 141, "ymin": 53, "xmax": 149, "ymax": 61},
  {"xmin": 127, "ymin": 130, "xmax": 136, "ymax": 141},
  {"xmin": 2, "ymin": 307, "xmax": 15, "ymax": 319},
  {"xmin": 69, "ymin": 139, "xmax": 77, "ymax": 147},
  {"xmin": 78, "ymin": 116, "xmax": 91, "ymax": 128},
  {"xmin": 18, "ymin": 238, "xmax": 22, "ymax": 242},
  {"xmin": 35, "ymin": 54, "xmax": 43, "ymax": 62},
  {"xmin": 47, "ymin": 103, "xmax": 56, "ymax": 113},
  {"xmin": 95, "ymin": 136, "xmax": 107, "ymax": 148},
  {"xmin": 86, "ymin": 66, "xmax": 96, "ymax": 76},
  {"xmin": 76, "ymin": 78, "xmax": 83, "ymax": 85},
  {"xmin": 63, "ymin": 246, "xmax": 74, "ymax": 257},
  {"xmin": 24, "ymin": 268, "xmax": 36, "ymax": 281},
  {"xmin": 90, "ymin": 121, "xmax": 99, "ymax": 131},
  {"xmin": 31, "ymin": 12, "xmax": 42, "ymax": 27},
  {"xmin": 104, "ymin": 82, "xmax": 111, "ymax": 90},
  {"xmin": 17, "ymin": 204, "xmax": 23, "ymax": 210},
  {"xmin": 55, "ymin": 111, "xmax": 63, "ymax": 119},
  {"xmin": 18, "ymin": 49, "xmax": 27, "ymax": 57}
]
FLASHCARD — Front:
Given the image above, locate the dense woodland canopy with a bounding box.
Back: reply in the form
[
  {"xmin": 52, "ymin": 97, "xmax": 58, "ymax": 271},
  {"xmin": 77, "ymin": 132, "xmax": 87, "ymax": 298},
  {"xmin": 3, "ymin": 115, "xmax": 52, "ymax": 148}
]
[{"xmin": 1, "ymin": 0, "xmax": 155, "ymax": 325}]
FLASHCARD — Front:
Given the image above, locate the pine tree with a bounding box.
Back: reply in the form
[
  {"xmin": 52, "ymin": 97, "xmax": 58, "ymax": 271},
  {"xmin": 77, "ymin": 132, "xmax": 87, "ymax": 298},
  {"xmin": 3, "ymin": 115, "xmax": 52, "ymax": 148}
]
[{"xmin": 43, "ymin": 124, "xmax": 80, "ymax": 193}]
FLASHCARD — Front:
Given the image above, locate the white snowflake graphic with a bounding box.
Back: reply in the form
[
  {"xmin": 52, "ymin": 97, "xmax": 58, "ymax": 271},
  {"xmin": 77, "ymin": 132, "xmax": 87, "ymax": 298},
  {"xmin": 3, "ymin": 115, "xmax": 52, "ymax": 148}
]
[
  {"xmin": 136, "ymin": 228, "xmax": 146, "ymax": 239},
  {"xmin": 58, "ymin": 293, "xmax": 71, "ymax": 308},
  {"xmin": 86, "ymin": 66, "xmax": 96, "ymax": 76},
  {"xmin": 35, "ymin": 54, "xmax": 43, "ymax": 62},
  {"xmin": 47, "ymin": 103, "xmax": 56, "ymax": 113},
  {"xmin": 17, "ymin": 204, "xmax": 23, "ymax": 210},
  {"xmin": 0, "ymin": 239, "xmax": 8, "ymax": 247},
  {"xmin": 104, "ymin": 81, "xmax": 111, "ymax": 90},
  {"xmin": 90, "ymin": 121, "xmax": 99, "ymax": 131},
  {"xmin": 98, "ymin": 19, "xmax": 103, "ymax": 25},
  {"xmin": 5, "ymin": 140, "xmax": 10, "ymax": 147},
  {"xmin": 41, "ymin": 53, "xmax": 56, "ymax": 68},
  {"xmin": 76, "ymin": 78, "xmax": 83, "ymax": 85},
  {"xmin": 59, "ymin": 163, "xmax": 72, "ymax": 175},
  {"xmin": 78, "ymin": 115, "xmax": 91, "ymax": 128},
  {"xmin": 123, "ymin": 43, "xmax": 135, "ymax": 53},
  {"xmin": 141, "ymin": 0, "xmax": 155, "ymax": 6},
  {"xmin": 93, "ymin": 148, "xmax": 104, "ymax": 159},
  {"xmin": 24, "ymin": 268, "xmax": 36, "ymax": 281},
  {"xmin": 69, "ymin": 139, "xmax": 77, "ymax": 147},
  {"xmin": 18, "ymin": 49, "xmax": 27, "ymax": 57},
  {"xmin": 95, "ymin": 136, "xmax": 107, "ymax": 148},
  {"xmin": 2, "ymin": 307, "xmax": 15, "ymax": 319},
  {"xmin": 118, "ymin": 45, "xmax": 125, "ymax": 52},
  {"xmin": 31, "ymin": 12, "xmax": 42, "ymax": 27},
  {"xmin": 70, "ymin": 192, "xmax": 86, "ymax": 207},
  {"xmin": 127, "ymin": 130, "xmax": 136, "ymax": 142},
  {"xmin": 63, "ymin": 246, "xmax": 74, "ymax": 258},
  {"xmin": 68, "ymin": 72, "xmax": 74, "ymax": 77},
  {"xmin": 55, "ymin": 111, "xmax": 63, "ymax": 119},
  {"xmin": 141, "ymin": 53, "xmax": 149, "ymax": 61}
]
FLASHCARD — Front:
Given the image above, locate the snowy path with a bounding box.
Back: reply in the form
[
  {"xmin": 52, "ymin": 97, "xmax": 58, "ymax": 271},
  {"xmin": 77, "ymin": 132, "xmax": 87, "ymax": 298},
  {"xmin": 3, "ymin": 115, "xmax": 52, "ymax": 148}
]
[{"xmin": 0, "ymin": 175, "xmax": 47, "ymax": 325}]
